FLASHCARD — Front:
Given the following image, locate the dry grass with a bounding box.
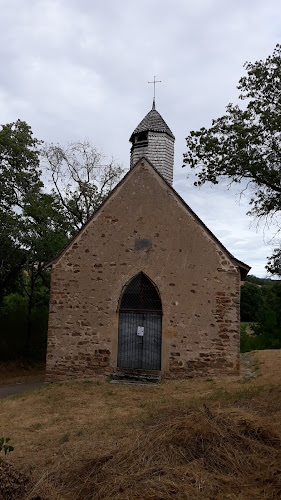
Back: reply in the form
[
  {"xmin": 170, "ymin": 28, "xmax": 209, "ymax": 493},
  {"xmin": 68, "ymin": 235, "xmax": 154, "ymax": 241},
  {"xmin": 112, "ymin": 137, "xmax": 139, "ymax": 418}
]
[
  {"xmin": 0, "ymin": 350, "xmax": 281, "ymax": 499},
  {"xmin": 66, "ymin": 405, "xmax": 281, "ymax": 500}
]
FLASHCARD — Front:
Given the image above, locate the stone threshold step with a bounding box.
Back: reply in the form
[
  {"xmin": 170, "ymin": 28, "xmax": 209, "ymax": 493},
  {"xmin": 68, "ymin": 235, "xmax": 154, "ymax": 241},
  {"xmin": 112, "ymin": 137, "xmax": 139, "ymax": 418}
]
[
  {"xmin": 111, "ymin": 372, "xmax": 161, "ymax": 385},
  {"xmin": 110, "ymin": 379, "xmax": 159, "ymax": 386}
]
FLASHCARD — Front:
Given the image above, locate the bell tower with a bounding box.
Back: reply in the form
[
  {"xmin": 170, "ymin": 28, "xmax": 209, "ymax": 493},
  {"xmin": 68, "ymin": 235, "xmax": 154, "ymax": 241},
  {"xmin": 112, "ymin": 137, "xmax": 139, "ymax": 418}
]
[{"xmin": 129, "ymin": 102, "xmax": 175, "ymax": 185}]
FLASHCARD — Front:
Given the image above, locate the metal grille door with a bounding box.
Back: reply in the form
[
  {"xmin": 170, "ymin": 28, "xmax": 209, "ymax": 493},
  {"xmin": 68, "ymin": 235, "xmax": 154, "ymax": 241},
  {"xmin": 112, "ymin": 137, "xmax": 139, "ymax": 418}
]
[{"xmin": 117, "ymin": 273, "xmax": 162, "ymax": 370}]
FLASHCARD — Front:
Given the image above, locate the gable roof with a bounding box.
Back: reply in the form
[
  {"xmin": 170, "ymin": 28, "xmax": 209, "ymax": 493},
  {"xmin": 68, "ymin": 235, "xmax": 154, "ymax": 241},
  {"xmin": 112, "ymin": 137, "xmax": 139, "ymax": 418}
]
[
  {"xmin": 46, "ymin": 158, "xmax": 250, "ymax": 279},
  {"xmin": 129, "ymin": 108, "xmax": 175, "ymax": 141}
]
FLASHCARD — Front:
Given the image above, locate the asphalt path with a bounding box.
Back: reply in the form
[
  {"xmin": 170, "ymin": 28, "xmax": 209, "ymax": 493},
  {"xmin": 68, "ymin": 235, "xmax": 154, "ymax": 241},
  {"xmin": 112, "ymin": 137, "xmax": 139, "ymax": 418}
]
[{"xmin": 0, "ymin": 381, "xmax": 46, "ymax": 399}]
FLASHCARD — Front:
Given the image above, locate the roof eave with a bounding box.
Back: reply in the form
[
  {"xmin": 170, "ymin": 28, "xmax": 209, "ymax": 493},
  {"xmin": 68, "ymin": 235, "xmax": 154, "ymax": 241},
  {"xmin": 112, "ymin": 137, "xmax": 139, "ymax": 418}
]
[{"xmin": 129, "ymin": 129, "xmax": 175, "ymax": 143}]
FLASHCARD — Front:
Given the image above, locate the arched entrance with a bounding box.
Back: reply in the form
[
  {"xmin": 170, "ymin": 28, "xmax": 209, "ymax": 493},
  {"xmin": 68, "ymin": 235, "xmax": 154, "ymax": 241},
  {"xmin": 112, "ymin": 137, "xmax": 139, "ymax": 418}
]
[{"xmin": 117, "ymin": 272, "xmax": 162, "ymax": 370}]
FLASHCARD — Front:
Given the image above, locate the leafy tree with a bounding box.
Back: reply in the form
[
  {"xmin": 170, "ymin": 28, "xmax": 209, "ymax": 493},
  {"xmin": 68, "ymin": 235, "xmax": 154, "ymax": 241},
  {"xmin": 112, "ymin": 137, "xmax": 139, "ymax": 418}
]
[
  {"xmin": 0, "ymin": 119, "xmax": 43, "ymax": 211},
  {"xmin": 0, "ymin": 123, "xmax": 124, "ymax": 360},
  {"xmin": 240, "ymin": 282, "xmax": 264, "ymax": 322},
  {"xmin": 245, "ymin": 274, "xmax": 275, "ymax": 286},
  {"xmin": 266, "ymin": 248, "xmax": 281, "ymax": 276},
  {"xmin": 240, "ymin": 278, "xmax": 281, "ymax": 352},
  {"xmin": 0, "ymin": 211, "xmax": 26, "ymax": 301},
  {"xmin": 19, "ymin": 192, "xmax": 69, "ymax": 355},
  {"xmin": 41, "ymin": 140, "xmax": 124, "ymax": 234},
  {"xmin": 253, "ymin": 282, "xmax": 281, "ymax": 348},
  {"xmin": 183, "ymin": 45, "xmax": 281, "ymax": 275},
  {"xmin": 0, "ymin": 120, "xmax": 43, "ymax": 301}
]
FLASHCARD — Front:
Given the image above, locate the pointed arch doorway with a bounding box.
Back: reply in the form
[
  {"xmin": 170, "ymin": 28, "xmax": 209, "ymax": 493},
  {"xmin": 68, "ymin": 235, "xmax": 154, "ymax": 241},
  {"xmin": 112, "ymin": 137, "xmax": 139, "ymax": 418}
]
[{"xmin": 117, "ymin": 272, "xmax": 162, "ymax": 371}]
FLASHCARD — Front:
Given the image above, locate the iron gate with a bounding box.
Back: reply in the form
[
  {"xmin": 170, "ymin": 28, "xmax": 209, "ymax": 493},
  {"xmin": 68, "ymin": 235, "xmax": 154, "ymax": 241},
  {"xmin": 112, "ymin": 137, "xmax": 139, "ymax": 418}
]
[{"xmin": 117, "ymin": 273, "xmax": 162, "ymax": 370}]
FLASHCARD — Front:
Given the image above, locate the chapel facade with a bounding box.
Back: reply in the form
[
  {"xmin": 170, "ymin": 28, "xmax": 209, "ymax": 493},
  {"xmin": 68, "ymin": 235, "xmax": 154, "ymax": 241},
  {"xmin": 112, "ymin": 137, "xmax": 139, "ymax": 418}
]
[{"xmin": 46, "ymin": 104, "xmax": 250, "ymax": 382}]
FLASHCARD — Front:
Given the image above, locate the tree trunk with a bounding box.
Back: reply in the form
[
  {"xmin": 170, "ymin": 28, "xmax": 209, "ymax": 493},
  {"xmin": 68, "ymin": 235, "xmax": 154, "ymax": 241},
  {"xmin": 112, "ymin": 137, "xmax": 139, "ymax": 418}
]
[{"xmin": 24, "ymin": 266, "xmax": 34, "ymax": 359}]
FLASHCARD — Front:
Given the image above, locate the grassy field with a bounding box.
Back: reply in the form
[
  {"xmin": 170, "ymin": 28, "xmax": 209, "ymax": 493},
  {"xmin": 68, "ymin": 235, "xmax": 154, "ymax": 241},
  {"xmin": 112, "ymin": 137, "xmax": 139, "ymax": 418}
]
[{"xmin": 1, "ymin": 350, "xmax": 281, "ymax": 499}]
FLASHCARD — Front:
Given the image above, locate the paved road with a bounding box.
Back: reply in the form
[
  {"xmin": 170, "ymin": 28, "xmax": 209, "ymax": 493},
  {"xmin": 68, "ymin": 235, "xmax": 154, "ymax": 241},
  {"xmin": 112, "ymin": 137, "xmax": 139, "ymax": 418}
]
[{"xmin": 0, "ymin": 381, "xmax": 46, "ymax": 399}]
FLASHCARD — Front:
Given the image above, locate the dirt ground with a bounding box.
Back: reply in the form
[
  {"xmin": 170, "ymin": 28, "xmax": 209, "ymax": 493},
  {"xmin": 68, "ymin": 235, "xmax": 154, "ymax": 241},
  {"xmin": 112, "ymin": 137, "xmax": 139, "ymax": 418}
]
[
  {"xmin": 0, "ymin": 361, "xmax": 45, "ymax": 386},
  {"xmin": 0, "ymin": 350, "xmax": 280, "ymax": 499},
  {"xmin": 246, "ymin": 349, "xmax": 281, "ymax": 383}
]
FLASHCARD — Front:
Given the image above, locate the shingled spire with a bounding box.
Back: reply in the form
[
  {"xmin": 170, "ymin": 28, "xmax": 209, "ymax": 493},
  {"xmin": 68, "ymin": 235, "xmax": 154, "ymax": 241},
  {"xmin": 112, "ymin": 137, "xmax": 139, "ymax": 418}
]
[{"xmin": 129, "ymin": 105, "xmax": 175, "ymax": 185}]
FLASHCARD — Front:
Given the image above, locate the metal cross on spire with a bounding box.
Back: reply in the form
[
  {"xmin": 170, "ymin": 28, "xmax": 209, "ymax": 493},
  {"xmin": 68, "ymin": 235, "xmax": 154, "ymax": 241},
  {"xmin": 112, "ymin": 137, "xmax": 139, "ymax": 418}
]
[{"xmin": 148, "ymin": 76, "xmax": 161, "ymax": 109}]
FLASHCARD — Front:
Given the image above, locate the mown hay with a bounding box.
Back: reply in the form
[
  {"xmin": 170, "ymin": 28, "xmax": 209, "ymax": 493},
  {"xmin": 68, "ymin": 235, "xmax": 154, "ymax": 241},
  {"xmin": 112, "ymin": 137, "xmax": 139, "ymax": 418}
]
[
  {"xmin": 0, "ymin": 461, "xmax": 31, "ymax": 500},
  {"xmin": 68, "ymin": 405, "xmax": 281, "ymax": 500},
  {"xmin": 0, "ymin": 461, "xmax": 47, "ymax": 500}
]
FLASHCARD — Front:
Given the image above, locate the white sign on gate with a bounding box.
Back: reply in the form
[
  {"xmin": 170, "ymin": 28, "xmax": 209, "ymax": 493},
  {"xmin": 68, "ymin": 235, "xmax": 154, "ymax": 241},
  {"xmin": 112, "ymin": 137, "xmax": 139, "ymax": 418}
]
[{"xmin": 137, "ymin": 326, "xmax": 144, "ymax": 336}]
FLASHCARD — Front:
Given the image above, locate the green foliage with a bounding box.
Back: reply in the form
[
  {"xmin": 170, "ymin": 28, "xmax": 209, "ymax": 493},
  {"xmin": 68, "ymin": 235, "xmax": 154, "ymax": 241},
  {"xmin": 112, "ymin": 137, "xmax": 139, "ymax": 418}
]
[
  {"xmin": 183, "ymin": 45, "xmax": 281, "ymax": 276},
  {"xmin": 0, "ymin": 292, "xmax": 48, "ymax": 360},
  {"xmin": 0, "ymin": 120, "xmax": 42, "ymax": 301},
  {"xmin": 0, "ymin": 120, "xmax": 67, "ymax": 309},
  {"xmin": 183, "ymin": 44, "xmax": 281, "ymax": 219},
  {"xmin": 0, "ymin": 437, "xmax": 14, "ymax": 463},
  {"xmin": 245, "ymin": 274, "xmax": 279, "ymax": 286},
  {"xmin": 240, "ymin": 282, "xmax": 264, "ymax": 322},
  {"xmin": 240, "ymin": 323, "xmax": 264, "ymax": 352},
  {"xmin": 266, "ymin": 248, "xmax": 281, "ymax": 276},
  {"xmin": 241, "ymin": 322, "xmax": 281, "ymax": 352},
  {"xmin": 0, "ymin": 119, "xmax": 42, "ymax": 212},
  {"xmin": 253, "ymin": 283, "xmax": 281, "ymax": 346}
]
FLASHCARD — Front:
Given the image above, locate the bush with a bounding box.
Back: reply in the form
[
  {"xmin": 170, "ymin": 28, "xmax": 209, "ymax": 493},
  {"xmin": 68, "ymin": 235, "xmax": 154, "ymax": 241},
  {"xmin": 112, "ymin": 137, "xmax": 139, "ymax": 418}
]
[
  {"xmin": 0, "ymin": 293, "xmax": 48, "ymax": 361},
  {"xmin": 0, "ymin": 438, "xmax": 14, "ymax": 463},
  {"xmin": 240, "ymin": 281, "xmax": 281, "ymax": 352},
  {"xmin": 241, "ymin": 282, "xmax": 264, "ymax": 322}
]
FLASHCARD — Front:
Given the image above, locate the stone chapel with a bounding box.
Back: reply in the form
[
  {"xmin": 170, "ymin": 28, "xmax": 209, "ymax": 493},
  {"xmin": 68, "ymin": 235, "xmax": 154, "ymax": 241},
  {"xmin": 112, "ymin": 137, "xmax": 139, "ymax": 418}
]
[{"xmin": 46, "ymin": 102, "xmax": 250, "ymax": 382}]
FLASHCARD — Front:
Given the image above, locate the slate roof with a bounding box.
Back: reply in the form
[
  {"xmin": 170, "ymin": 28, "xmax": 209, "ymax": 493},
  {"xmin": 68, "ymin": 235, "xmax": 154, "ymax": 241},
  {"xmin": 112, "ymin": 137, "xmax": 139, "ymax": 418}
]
[{"xmin": 129, "ymin": 108, "xmax": 175, "ymax": 141}]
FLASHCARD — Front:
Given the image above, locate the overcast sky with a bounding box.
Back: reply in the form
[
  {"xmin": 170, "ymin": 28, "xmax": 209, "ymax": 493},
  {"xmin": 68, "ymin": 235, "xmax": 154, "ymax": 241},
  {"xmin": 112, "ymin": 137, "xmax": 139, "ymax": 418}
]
[{"xmin": 1, "ymin": 0, "xmax": 281, "ymax": 277}]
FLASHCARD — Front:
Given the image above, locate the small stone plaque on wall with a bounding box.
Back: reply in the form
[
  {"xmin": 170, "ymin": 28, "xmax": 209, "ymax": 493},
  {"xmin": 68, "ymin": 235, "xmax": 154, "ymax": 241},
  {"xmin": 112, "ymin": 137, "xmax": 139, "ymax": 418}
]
[{"xmin": 134, "ymin": 238, "xmax": 152, "ymax": 250}]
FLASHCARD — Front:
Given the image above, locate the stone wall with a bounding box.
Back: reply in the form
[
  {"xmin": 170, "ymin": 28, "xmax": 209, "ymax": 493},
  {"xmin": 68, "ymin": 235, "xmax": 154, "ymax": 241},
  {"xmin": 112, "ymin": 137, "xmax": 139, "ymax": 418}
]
[
  {"xmin": 46, "ymin": 159, "xmax": 241, "ymax": 382},
  {"xmin": 130, "ymin": 131, "xmax": 174, "ymax": 185}
]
